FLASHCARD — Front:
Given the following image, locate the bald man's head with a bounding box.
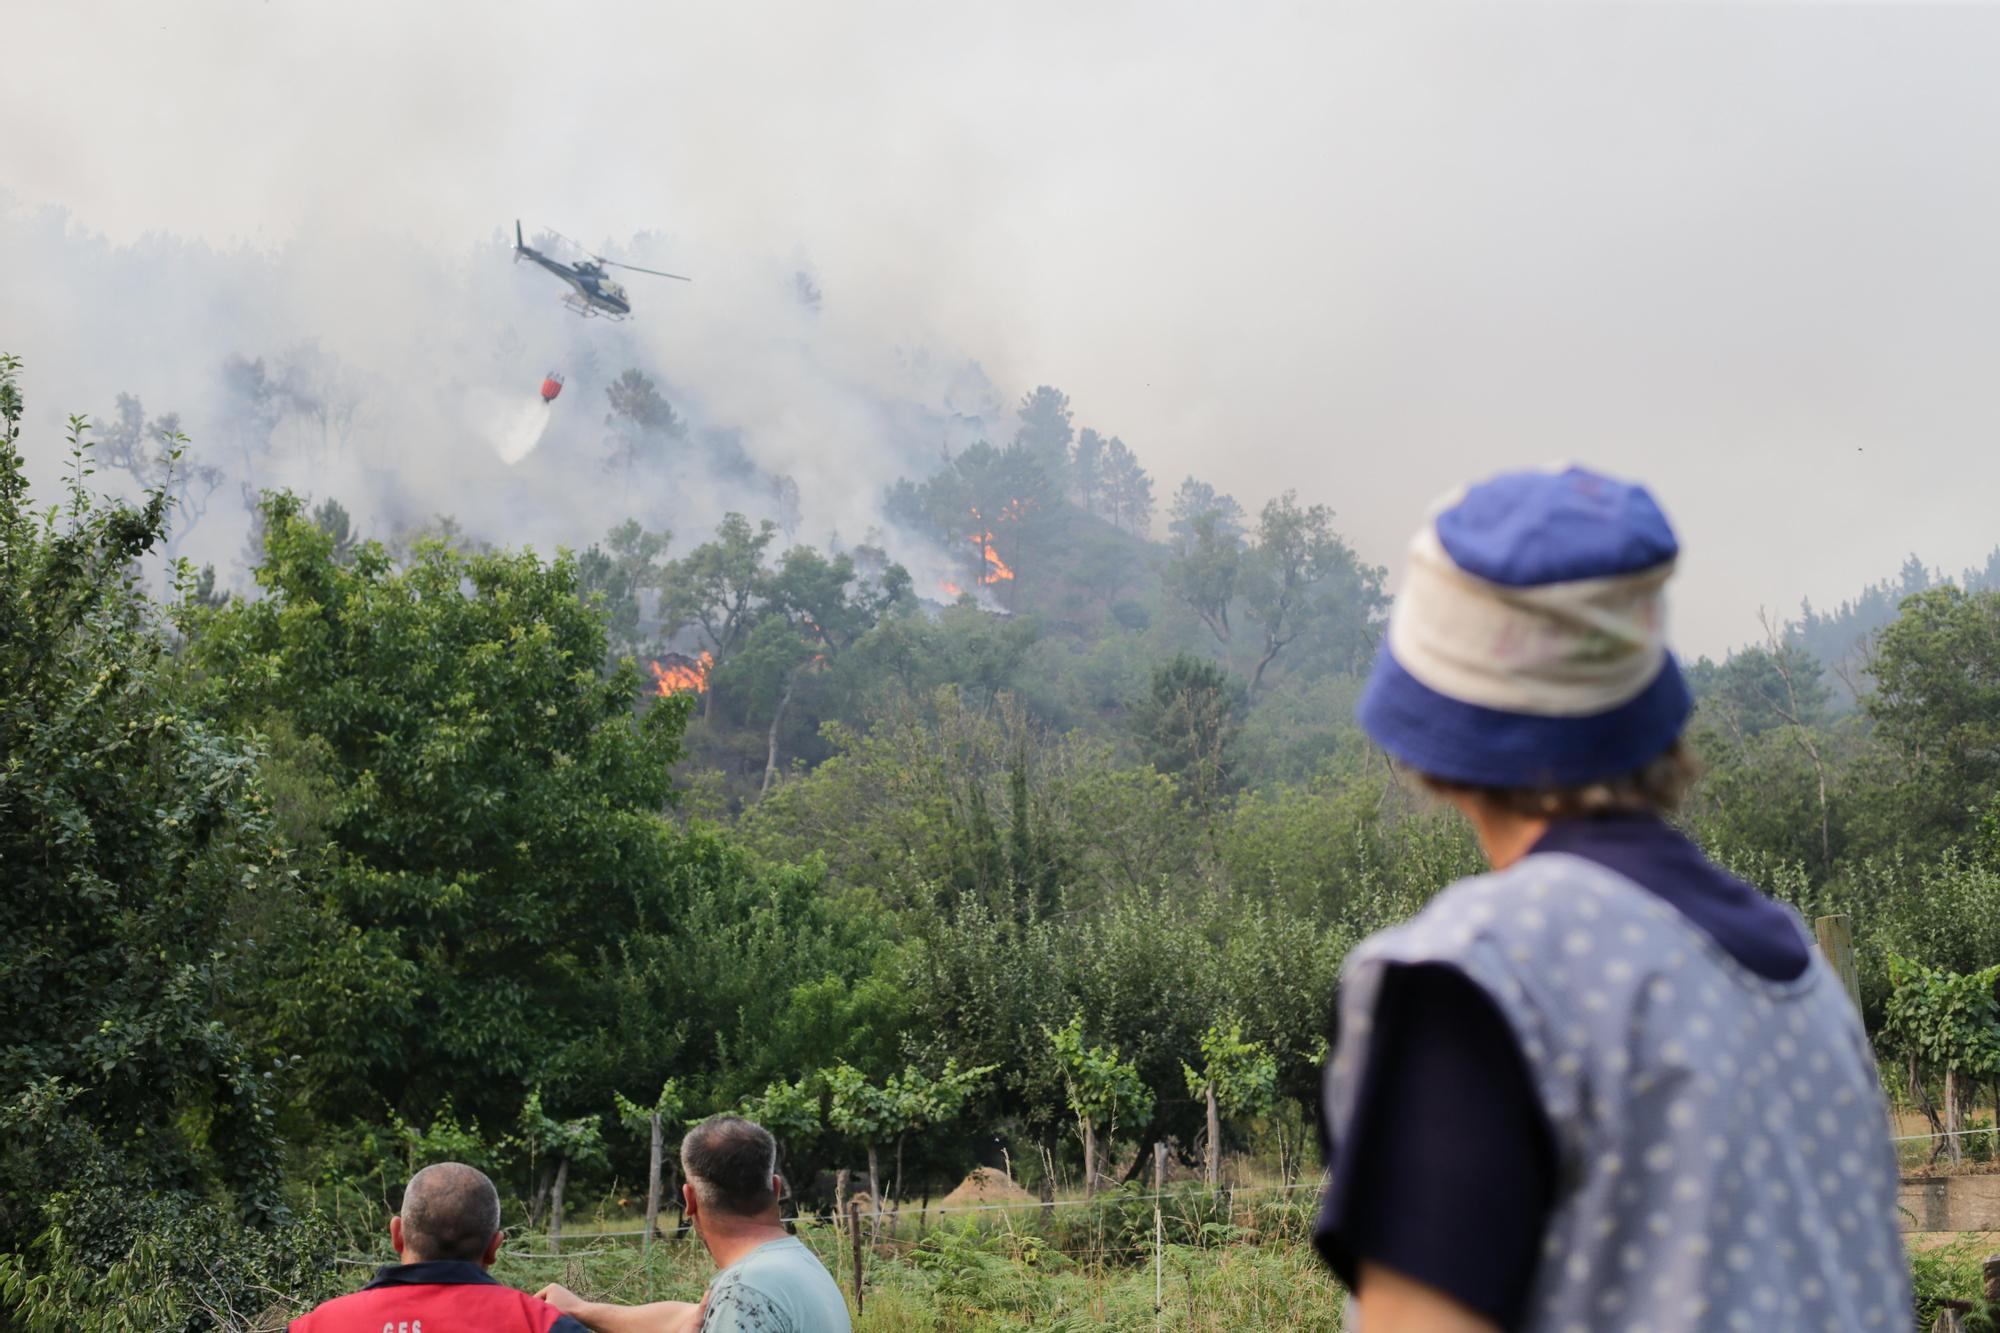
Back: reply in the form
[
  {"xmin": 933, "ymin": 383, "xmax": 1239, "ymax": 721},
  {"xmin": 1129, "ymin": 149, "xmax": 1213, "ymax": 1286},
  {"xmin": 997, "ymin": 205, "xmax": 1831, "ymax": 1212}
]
[{"xmin": 397, "ymin": 1163, "xmax": 501, "ymax": 1263}]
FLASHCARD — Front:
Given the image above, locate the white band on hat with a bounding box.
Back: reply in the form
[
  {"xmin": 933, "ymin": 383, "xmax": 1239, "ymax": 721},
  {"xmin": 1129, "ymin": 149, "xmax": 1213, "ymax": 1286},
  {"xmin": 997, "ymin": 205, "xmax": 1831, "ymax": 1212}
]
[{"xmin": 1387, "ymin": 524, "xmax": 1672, "ymax": 718}]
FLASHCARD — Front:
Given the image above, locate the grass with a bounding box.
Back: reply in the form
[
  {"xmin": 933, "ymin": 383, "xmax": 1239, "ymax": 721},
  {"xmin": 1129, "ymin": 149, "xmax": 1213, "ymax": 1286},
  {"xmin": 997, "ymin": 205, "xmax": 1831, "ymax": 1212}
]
[{"xmin": 483, "ymin": 1225, "xmax": 1349, "ymax": 1331}]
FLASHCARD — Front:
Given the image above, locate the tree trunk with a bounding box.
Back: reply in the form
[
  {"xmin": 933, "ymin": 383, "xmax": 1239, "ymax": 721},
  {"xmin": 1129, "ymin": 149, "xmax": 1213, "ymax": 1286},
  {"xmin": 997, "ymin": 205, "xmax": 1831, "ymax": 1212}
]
[
  {"xmin": 1205, "ymin": 1083, "xmax": 1221, "ymax": 1188},
  {"xmin": 1249, "ymin": 629, "xmax": 1290, "ymax": 695},
  {"xmin": 760, "ymin": 669, "xmax": 802, "ymax": 797},
  {"xmin": 1120, "ymin": 1134, "xmax": 1160, "ymax": 1185},
  {"xmin": 1039, "ymin": 1136, "xmax": 1056, "ymax": 1222},
  {"xmin": 1947, "ymin": 1067, "xmax": 1965, "ymax": 1167},
  {"xmin": 835, "ymin": 1167, "xmax": 850, "ymax": 1235},
  {"xmin": 527, "ymin": 1161, "xmax": 553, "ymax": 1231},
  {"xmin": 645, "ymin": 1112, "xmax": 664, "ymax": 1246},
  {"xmin": 1083, "ymin": 1119, "xmax": 1099, "ymax": 1199},
  {"xmin": 549, "ymin": 1154, "xmax": 570, "ymax": 1254}
]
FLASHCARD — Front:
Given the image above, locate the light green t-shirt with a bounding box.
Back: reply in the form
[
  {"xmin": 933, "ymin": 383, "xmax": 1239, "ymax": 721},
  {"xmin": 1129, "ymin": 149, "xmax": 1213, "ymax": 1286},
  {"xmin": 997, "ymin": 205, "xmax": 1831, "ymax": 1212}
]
[{"xmin": 701, "ymin": 1236, "xmax": 852, "ymax": 1333}]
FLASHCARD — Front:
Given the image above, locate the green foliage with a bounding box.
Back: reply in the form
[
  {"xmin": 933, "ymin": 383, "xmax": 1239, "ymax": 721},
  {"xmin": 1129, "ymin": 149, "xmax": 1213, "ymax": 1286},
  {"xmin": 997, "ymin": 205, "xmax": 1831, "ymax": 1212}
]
[
  {"xmin": 738, "ymin": 1075, "xmax": 822, "ymax": 1145},
  {"xmin": 1131, "ymin": 653, "xmax": 1246, "ymax": 813},
  {"xmin": 1047, "ymin": 1015, "xmax": 1154, "ymax": 1140},
  {"xmin": 1866, "ymin": 585, "xmax": 2000, "ymax": 846},
  {"xmin": 187, "ymin": 491, "xmax": 690, "ymax": 1126},
  {"xmin": 0, "ymin": 1186, "xmax": 341, "ymax": 1333},
  {"xmin": 511, "ymin": 1088, "xmax": 606, "ymax": 1174},
  {"xmin": 577, "ymin": 519, "xmax": 672, "ymax": 659},
  {"xmin": 658, "ymin": 510, "xmax": 778, "ymax": 676},
  {"xmin": 826, "ymin": 1062, "xmax": 900, "ymax": 1146},
  {"xmin": 0, "ymin": 357, "xmax": 290, "ymax": 1272},
  {"xmin": 614, "ymin": 1080, "xmax": 686, "ymax": 1134},
  {"xmin": 1181, "ymin": 1019, "xmax": 1278, "ymax": 1122},
  {"xmin": 1239, "ymin": 490, "xmax": 1387, "ymax": 692},
  {"xmin": 1910, "ymin": 1237, "xmax": 1987, "ymax": 1333},
  {"xmin": 1882, "ymin": 956, "xmax": 2000, "ymax": 1082}
]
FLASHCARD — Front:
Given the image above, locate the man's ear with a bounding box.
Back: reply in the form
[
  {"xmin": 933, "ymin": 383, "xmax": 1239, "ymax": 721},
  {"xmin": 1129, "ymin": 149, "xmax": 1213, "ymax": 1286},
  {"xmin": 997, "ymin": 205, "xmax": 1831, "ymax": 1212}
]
[
  {"xmin": 389, "ymin": 1215, "xmax": 406, "ymax": 1259},
  {"xmin": 771, "ymin": 1174, "xmax": 784, "ymax": 1203},
  {"xmin": 682, "ymin": 1182, "xmax": 699, "ymax": 1217},
  {"xmin": 481, "ymin": 1230, "xmax": 503, "ymax": 1268}
]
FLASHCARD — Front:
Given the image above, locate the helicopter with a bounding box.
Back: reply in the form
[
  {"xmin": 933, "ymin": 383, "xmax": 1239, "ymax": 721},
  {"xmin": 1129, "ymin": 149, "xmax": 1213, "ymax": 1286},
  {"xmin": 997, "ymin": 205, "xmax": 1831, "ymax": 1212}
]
[{"xmin": 513, "ymin": 220, "xmax": 689, "ymax": 320}]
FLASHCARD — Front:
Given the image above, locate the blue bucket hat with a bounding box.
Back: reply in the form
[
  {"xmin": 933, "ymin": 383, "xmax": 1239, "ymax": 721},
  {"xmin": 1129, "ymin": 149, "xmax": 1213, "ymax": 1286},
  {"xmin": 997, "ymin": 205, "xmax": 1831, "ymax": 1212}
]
[{"xmin": 1356, "ymin": 465, "xmax": 1692, "ymax": 789}]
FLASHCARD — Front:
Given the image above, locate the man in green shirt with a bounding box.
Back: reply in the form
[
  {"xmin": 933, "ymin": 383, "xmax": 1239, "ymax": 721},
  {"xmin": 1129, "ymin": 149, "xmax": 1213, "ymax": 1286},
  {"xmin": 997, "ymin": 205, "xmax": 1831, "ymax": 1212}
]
[{"xmin": 537, "ymin": 1115, "xmax": 852, "ymax": 1333}]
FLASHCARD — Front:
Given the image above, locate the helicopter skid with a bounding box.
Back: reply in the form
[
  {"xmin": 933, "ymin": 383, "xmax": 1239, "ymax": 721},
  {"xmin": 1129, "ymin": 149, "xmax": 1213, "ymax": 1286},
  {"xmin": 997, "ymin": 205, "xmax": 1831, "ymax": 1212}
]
[{"xmin": 561, "ymin": 295, "xmax": 627, "ymax": 321}]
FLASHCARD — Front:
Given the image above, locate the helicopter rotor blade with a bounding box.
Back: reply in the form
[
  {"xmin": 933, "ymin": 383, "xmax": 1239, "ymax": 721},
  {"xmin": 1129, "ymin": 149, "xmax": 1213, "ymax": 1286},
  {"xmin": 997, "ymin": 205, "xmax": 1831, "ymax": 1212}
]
[{"xmin": 601, "ymin": 259, "xmax": 693, "ymax": 282}]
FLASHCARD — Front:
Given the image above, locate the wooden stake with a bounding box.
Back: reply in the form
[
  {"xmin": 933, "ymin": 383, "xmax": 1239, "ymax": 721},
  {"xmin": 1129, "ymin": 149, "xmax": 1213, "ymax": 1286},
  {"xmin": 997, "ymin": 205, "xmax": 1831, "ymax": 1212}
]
[
  {"xmin": 1813, "ymin": 914, "xmax": 1862, "ymax": 1015},
  {"xmin": 849, "ymin": 1198, "xmax": 865, "ymax": 1315},
  {"xmin": 1205, "ymin": 1084, "xmax": 1220, "ymax": 1189},
  {"xmin": 644, "ymin": 1112, "xmax": 664, "ymax": 1253},
  {"xmin": 1154, "ymin": 1140, "xmax": 1167, "ymax": 1329}
]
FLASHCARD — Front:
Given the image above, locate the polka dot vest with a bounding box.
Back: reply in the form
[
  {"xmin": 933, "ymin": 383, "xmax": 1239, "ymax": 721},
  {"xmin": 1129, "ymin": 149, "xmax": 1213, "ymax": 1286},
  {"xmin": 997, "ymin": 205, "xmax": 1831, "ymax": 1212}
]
[{"xmin": 1326, "ymin": 851, "xmax": 1909, "ymax": 1332}]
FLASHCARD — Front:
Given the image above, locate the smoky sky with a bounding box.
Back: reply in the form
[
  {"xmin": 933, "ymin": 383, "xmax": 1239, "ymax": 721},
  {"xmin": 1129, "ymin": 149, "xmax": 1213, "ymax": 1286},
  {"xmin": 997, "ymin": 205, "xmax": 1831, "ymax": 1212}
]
[{"xmin": 8, "ymin": 1, "xmax": 2000, "ymax": 655}]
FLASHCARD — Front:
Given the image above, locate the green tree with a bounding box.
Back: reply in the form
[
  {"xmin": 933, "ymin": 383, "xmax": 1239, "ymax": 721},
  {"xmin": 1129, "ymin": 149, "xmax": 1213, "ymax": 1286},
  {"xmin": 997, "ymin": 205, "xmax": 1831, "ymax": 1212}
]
[
  {"xmin": 880, "ymin": 1060, "xmax": 994, "ymax": 1207},
  {"xmin": 188, "ymin": 494, "xmax": 688, "ymax": 1128},
  {"xmin": 1070, "ymin": 427, "xmax": 1106, "ymax": 514},
  {"xmin": 659, "ymin": 512, "xmax": 778, "ymax": 717},
  {"xmin": 604, "ymin": 368, "xmax": 686, "ymax": 472},
  {"xmin": 509, "ymin": 1089, "xmax": 604, "ymax": 1251},
  {"xmin": 1240, "ymin": 491, "xmax": 1386, "ymax": 691},
  {"xmin": 1131, "ymin": 654, "xmax": 1247, "ymax": 821},
  {"xmin": 0, "ymin": 357, "xmax": 308, "ymax": 1317},
  {"xmin": 1047, "ymin": 1015, "xmax": 1154, "ymax": 1197},
  {"xmin": 1097, "ymin": 436, "xmax": 1153, "ymax": 536},
  {"xmin": 1866, "ymin": 586, "xmax": 2000, "ymax": 847},
  {"xmin": 614, "ymin": 1080, "xmax": 686, "ymax": 1242},
  {"xmin": 1167, "ymin": 478, "xmax": 1245, "ymax": 544},
  {"xmin": 578, "ymin": 519, "xmax": 672, "ymax": 660},
  {"xmin": 1165, "ymin": 510, "xmax": 1244, "ymax": 646},
  {"xmin": 1882, "ymin": 957, "xmax": 2000, "ymax": 1166},
  {"xmin": 824, "ymin": 1063, "xmax": 898, "ymax": 1228},
  {"xmin": 1180, "ymin": 1018, "xmax": 1278, "ymax": 1187},
  {"xmin": 733, "ymin": 544, "xmax": 909, "ymax": 796},
  {"xmin": 1013, "ymin": 385, "xmax": 1074, "ymax": 477}
]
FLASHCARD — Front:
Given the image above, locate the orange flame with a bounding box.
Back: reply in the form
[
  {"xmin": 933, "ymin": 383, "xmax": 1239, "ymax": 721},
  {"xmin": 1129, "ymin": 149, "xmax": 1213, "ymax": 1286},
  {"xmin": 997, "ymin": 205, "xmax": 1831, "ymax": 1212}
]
[
  {"xmin": 967, "ymin": 505, "xmax": 1018, "ymax": 585},
  {"xmin": 939, "ymin": 579, "xmax": 964, "ymax": 598},
  {"xmin": 649, "ymin": 650, "xmax": 714, "ymax": 696},
  {"xmin": 974, "ymin": 533, "xmax": 1014, "ymax": 583}
]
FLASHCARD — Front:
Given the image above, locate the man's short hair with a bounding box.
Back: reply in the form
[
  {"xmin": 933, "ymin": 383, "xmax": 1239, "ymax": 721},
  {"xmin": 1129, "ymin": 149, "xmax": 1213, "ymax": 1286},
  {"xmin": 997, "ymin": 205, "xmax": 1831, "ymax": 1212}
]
[
  {"xmin": 399, "ymin": 1162, "xmax": 502, "ymax": 1262},
  {"xmin": 681, "ymin": 1115, "xmax": 778, "ymax": 1217}
]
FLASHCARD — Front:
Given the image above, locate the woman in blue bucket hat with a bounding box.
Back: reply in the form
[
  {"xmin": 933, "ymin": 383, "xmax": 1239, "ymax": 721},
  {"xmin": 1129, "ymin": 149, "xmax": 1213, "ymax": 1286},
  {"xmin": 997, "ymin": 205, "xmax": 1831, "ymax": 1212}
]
[{"xmin": 1315, "ymin": 467, "xmax": 1907, "ymax": 1331}]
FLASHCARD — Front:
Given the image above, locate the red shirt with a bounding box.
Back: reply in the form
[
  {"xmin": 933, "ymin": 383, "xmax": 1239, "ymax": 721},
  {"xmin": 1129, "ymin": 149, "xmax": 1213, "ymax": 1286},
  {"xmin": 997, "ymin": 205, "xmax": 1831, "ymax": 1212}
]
[{"xmin": 291, "ymin": 1260, "xmax": 590, "ymax": 1333}]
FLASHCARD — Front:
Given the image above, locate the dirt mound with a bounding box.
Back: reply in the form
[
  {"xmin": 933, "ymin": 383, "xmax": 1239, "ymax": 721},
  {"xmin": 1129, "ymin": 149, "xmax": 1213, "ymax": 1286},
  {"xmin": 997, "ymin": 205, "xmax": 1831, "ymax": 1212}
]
[{"xmin": 937, "ymin": 1166, "xmax": 1034, "ymax": 1209}]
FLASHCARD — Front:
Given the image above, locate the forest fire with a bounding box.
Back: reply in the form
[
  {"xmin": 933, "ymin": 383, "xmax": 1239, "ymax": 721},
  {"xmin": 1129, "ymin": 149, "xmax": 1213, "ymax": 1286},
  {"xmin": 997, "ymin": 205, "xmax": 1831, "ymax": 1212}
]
[
  {"xmin": 967, "ymin": 503, "xmax": 1020, "ymax": 585},
  {"xmin": 939, "ymin": 579, "xmax": 964, "ymax": 598},
  {"xmin": 649, "ymin": 650, "xmax": 713, "ymax": 695},
  {"xmin": 974, "ymin": 531, "xmax": 1015, "ymax": 583}
]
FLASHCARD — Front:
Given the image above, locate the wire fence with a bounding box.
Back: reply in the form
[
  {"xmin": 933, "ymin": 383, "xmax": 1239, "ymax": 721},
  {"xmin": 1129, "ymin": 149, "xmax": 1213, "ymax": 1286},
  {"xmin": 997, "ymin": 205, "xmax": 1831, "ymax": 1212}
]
[{"xmin": 336, "ymin": 1176, "xmax": 1329, "ymax": 1269}]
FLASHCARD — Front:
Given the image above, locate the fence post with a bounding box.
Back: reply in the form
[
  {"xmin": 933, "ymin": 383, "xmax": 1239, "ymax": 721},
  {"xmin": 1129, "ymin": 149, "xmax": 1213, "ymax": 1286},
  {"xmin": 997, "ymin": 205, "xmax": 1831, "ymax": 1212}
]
[
  {"xmin": 1153, "ymin": 1141, "xmax": 1167, "ymax": 1329},
  {"xmin": 1205, "ymin": 1083, "xmax": 1220, "ymax": 1189},
  {"xmin": 852, "ymin": 1192, "xmax": 868, "ymax": 1304},
  {"xmin": 1814, "ymin": 914, "xmax": 1862, "ymax": 1015},
  {"xmin": 644, "ymin": 1112, "xmax": 663, "ymax": 1254}
]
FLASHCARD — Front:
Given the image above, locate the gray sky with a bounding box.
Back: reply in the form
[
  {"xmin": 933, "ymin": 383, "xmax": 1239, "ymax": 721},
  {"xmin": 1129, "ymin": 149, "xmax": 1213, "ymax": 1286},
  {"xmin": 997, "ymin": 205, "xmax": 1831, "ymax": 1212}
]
[{"xmin": 8, "ymin": 1, "xmax": 2000, "ymax": 655}]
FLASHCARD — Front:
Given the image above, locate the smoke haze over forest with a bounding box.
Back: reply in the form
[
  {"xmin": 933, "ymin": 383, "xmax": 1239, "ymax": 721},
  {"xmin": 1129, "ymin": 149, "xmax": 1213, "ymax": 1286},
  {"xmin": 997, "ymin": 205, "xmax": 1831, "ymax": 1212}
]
[{"xmin": 12, "ymin": 2, "xmax": 2000, "ymax": 654}]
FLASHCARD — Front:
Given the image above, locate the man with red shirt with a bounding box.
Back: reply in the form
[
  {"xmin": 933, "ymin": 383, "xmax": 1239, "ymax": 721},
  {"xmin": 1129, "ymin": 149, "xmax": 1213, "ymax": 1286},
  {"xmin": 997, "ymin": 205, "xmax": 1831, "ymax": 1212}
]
[{"xmin": 291, "ymin": 1162, "xmax": 587, "ymax": 1333}]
